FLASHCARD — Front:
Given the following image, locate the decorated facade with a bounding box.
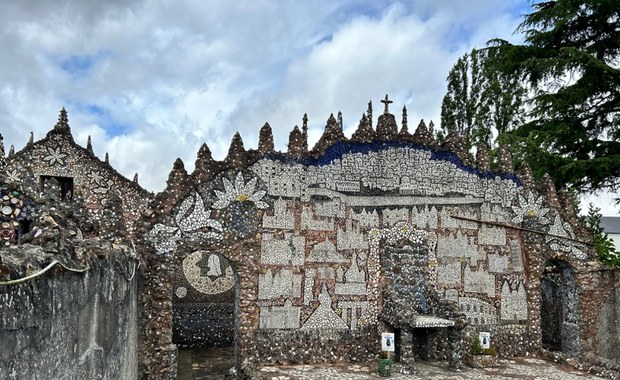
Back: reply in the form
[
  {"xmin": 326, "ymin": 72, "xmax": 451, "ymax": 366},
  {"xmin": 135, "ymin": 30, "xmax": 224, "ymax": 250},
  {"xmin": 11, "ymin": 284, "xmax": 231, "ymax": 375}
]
[{"xmin": 1, "ymin": 101, "xmax": 620, "ymax": 379}]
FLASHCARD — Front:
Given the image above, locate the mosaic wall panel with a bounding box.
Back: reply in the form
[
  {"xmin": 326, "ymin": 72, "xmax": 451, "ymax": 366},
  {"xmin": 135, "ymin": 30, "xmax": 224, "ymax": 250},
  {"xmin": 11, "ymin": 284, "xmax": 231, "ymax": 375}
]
[{"xmin": 141, "ymin": 142, "xmax": 587, "ymax": 335}]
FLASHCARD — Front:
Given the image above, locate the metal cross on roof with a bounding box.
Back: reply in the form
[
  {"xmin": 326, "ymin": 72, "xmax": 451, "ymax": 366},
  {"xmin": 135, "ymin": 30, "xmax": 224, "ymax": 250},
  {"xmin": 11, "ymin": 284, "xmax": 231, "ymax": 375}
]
[{"xmin": 381, "ymin": 94, "xmax": 393, "ymax": 114}]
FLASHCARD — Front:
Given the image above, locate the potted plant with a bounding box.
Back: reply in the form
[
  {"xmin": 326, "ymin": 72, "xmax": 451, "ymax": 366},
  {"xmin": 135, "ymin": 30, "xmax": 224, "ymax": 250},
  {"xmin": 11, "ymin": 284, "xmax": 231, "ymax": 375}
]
[
  {"xmin": 463, "ymin": 337, "xmax": 498, "ymax": 368},
  {"xmin": 377, "ymin": 351, "xmax": 393, "ymax": 377}
]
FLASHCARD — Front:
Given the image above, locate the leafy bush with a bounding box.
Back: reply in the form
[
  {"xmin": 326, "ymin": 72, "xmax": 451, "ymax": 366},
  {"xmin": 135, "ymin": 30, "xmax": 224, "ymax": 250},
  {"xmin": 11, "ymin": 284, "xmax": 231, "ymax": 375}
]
[
  {"xmin": 586, "ymin": 204, "xmax": 620, "ymax": 268},
  {"xmin": 470, "ymin": 338, "xmax": 497, "ymax": 356}
]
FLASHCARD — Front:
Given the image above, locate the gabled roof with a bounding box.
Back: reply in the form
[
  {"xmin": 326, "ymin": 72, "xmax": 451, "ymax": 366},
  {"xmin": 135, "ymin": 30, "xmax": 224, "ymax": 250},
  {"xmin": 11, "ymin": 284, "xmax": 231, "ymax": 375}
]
[{"xmin": 601, "ymin": 216, "xmax": 620, "ymax": 234}]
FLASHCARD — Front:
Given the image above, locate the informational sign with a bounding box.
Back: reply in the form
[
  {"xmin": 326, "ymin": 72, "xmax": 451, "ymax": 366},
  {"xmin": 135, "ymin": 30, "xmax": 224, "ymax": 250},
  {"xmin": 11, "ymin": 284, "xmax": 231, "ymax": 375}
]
[
  {"xmin": 479, "ymin": 332, "xmax": 491, "ymax": 349},
  {"xmin": 381, "ymin": 332, "xmax": 395, "ymax": 352}
]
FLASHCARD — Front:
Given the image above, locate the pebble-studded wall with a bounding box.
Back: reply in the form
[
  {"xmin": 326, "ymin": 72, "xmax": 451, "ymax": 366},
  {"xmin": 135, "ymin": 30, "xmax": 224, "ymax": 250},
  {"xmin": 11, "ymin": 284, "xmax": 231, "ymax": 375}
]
[
  {"xmin": 139, "ymin": 98, "xmax": 619, "ymax": 379},
  {"xmin": 3, "ymin": 105, "xmax": 620, "ymax": 380}
]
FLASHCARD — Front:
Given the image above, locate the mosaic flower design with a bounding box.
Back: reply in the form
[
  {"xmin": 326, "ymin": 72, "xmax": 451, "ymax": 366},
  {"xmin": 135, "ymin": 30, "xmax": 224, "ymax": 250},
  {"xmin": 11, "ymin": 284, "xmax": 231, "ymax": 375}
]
[
  {"xmin": 212, "ymin": 172, "xmax": 268, "ymax": 209},
  {"xmin": 147, "ymin": 192, "xmax": 223, "ymax": 253},
  {"xmin": 511, "ymin": 191, "xmax": 550, "ymax": 224},
  {"xmin": 5, "ymin": 169, "xmax": 20, "ymax": 183},
  {"xmin": 43, "ymin": 147, "xmax": 68, "ymax": 165},
  {"xmin": 546, "ymin": 214, "xmax": 587, "ymax": 259}
]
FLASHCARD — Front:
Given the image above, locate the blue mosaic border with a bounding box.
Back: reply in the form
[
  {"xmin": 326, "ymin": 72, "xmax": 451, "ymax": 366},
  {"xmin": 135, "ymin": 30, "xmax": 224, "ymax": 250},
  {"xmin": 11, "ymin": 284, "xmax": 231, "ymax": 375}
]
[{"xmin": 265, "ymin": 141, "xmax": 522, "ymax": 186}]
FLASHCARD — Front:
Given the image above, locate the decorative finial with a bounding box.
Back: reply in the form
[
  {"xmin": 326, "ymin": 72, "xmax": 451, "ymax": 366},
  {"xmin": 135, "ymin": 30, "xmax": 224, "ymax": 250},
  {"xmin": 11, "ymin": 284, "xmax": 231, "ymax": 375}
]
[
  {"xmin": 302, "ymin": 114, "xmax": 308, "ymax": 151},
  {"xmin": 8, "ymin": 145, "xmax": 15, "ymax": 157},
  {"xmin": 133, "ymin": 173, "xmax": 139, "ymax": 183},
  {"xmin": 225, "ymin": 132, "xmax": 246, "ymax": 166},
  {"xmin": 367, "ymin": 101, "xmax": 373, "ymax": 129},
  {"xmin": 288, "ymin": 126, "xmax": 306, "ymax": 156},
  {"xmin": 381, "ymin": 94, "xmax": 393, "ymax": 114},
  {"xmin": 28, "ymin": 131, "xmax": 34, "ymax": 145},
  {"xmin": 337, "ymin": 111, "xmax": 343, "ymax": 129},
  {"xmin": 258, "ymin": 122, "xmax": 274, "ymax": 154},
  {"xmin": 166, "ymin": 158, "xmax": 189, "ymax": 189},
  {"xmin": 54, "ymin": 107, "xmax": 70, "ymax": 131},
  {"xmin": 402, "ymin": 105, "xmax": 408, "ymax": 131},
  {"xmin": 104, "ymin": 152, "xmax": 109, "ymax": 163},
  {"xmin": 87, "ymin": 135, "xmax": 94, "ymax": 155}
]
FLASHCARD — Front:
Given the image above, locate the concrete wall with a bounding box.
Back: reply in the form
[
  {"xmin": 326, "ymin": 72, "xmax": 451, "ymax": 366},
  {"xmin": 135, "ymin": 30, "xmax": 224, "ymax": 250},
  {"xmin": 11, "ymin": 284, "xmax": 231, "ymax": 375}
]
[
  {"xmin": 598, "ymin": 285, "xmax": 620, "ymax": 364},
  {"xmin": 0, "ymin": 251, "xmax": 138, "ymax": 380}
]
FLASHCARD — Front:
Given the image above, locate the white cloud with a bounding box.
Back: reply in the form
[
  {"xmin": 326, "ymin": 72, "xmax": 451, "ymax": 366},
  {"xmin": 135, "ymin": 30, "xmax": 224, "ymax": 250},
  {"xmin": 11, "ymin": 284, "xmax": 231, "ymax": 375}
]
[{"xmin": 1, "ymin": 0, "xmax": 533, "ymax": 195}]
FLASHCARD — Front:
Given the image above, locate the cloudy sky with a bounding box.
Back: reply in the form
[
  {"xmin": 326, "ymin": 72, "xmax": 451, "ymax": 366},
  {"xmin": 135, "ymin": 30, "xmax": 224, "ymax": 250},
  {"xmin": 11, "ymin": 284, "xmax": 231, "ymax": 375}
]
[{"xmin": 0, "ymin": 0, "xmax": 616, "ymax": 214}]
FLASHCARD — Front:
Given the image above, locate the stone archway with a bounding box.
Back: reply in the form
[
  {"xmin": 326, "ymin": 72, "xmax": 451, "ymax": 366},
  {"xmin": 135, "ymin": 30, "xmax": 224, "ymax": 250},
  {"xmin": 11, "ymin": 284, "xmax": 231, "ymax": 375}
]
[
  {"xmin": 172, "ymin": 250, "xmax": 239, "ymax": 347},
  {"xmin": 172, "ymin": 250, "xmax": 240, "ymax": 377},
  {"xmin": 540, "ymin": 259, "xmax": 580, "ymax": 356},
  {"xmin": 369, "ymin": 222, "xmax": 464, "ymax": 373}
]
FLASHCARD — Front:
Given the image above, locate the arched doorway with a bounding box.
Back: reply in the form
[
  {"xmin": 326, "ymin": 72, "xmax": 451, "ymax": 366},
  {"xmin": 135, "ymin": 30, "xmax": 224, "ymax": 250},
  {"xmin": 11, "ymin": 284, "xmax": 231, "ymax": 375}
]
[
  {"xmin": 540, "ymin": 259, "xmax": 580, "ymax": 355},
  {"xmin": 172, "ymin": 250, "xmax": 239, "ymax": 378}
]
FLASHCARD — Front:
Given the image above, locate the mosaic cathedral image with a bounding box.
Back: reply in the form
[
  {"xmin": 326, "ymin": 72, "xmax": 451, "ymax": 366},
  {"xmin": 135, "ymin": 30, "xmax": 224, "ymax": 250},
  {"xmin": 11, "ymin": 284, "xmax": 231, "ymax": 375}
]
[{"xmin": 1, "ymin": 100, "xmax": 619, "ymax": 379}]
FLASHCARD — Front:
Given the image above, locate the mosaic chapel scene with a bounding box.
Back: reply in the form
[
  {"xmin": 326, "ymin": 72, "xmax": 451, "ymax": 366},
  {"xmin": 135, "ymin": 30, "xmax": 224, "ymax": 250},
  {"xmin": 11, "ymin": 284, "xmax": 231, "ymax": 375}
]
[{"xmin": 1, "ymin": 100, "xmax": 620, "ymax": 380}]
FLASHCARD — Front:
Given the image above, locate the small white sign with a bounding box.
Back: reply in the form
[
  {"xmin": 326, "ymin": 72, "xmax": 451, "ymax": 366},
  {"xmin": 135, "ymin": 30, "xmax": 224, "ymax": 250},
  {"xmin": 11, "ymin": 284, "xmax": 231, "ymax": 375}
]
[
  {"xmin": 381, "ymin": 332, "xmax": 395, "ymax": 352},
  {"xmin": 479, "ymin": 332, "xmax": 491, "ymax": 349}
]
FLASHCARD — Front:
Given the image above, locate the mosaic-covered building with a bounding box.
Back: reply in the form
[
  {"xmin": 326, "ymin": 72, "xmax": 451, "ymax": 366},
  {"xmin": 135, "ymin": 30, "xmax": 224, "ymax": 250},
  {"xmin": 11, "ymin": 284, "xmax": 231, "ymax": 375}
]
[{"xmin": 1, "ymin": 102, "xmax": 620, "ymax": 379}]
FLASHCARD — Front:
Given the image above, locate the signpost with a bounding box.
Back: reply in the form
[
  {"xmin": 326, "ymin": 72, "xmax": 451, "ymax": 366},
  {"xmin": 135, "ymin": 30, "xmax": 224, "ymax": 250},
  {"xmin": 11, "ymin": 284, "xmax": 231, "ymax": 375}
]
[{"xmin": 381, "ymin": 332, "xmax": 395, "ymax": 353}]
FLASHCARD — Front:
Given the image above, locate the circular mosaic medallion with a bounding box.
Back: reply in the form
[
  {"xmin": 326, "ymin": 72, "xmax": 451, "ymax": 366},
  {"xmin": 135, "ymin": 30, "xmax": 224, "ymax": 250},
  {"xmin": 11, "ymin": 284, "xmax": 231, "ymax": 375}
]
[
  {"xmin": 175, "ymin": 286, "xmax": 188, "ymax": 299},
  {"xmin": 182, "ymin": 250, "xmax": 235, "ymax": 295}
]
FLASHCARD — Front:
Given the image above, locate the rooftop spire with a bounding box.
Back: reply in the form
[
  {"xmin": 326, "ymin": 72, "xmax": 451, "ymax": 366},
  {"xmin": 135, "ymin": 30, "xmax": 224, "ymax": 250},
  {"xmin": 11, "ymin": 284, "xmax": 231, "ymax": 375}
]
[
  {"xmin": 351, "ymin": 113, "xmax": 377, "ymax": 143},
  {"xmin": 302, "ymin": 114, "xmax": 308, "ymax": 151},
  {"xmin": 86, "ymin": 135, "xmax": 94, "ymax": 155},
  {"xmin": 192, "ymin": 143, "xmax": 216, "ymax": 182},
  {"xmin": 367, "ymin": 101, "xmax": 373, "ymax": 129},
  {"xmin": 225, "ymin": 132, "xmax": 246, "ymax": 166},
  {"xmin": 166, "ymin": 158, "xmax": 189, "ymax": 190},
  {"xmin": 288, "ymin": 126, "xmax": 307, "ymax": 156},
  {"xmin": 54, "ymin": 107, "xmax": 70, "ymax": 132},
  {"xmin": 258, "ymin": 122, "xmax": 274, "ymax": 154},
  {"xmin": 0, "ymin": 133, "xmax": 5, "ymax": 170}
]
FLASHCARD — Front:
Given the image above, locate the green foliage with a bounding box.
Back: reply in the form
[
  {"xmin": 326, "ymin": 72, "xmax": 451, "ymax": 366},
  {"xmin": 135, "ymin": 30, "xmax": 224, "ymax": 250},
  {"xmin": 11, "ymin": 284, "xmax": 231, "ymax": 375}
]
[
  {"xmin": 469, "ymin": 338, "xmax": 497, "ymax": 356},
  {"xmin": 440, "ymin": 48, "xmax": 527, "ymax": 152},
  {"xmin": 487, "ymin": 0, "xmax": 620, "ymax": 195},
  {"xmin": 585, "ymin": 203, "xmax": 620, "ymax": 268}
]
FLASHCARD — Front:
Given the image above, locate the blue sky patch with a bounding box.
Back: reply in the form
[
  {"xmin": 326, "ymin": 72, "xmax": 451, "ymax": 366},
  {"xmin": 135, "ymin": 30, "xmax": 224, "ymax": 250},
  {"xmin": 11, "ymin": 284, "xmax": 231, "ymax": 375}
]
[
  {"xmin": 71, "ymin": 102, "xmax": 132, "ymax": 137},
  {"xmin": 59, "ymin": 50, "xmax": 111, "ymax": 78}
]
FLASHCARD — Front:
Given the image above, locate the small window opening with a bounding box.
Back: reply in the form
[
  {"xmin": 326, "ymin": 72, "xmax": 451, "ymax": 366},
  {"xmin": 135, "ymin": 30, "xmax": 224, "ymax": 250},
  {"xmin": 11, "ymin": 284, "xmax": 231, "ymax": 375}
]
[{"xmin": 39, "ymin": 175, "xmax": 74, "ymax": 201}]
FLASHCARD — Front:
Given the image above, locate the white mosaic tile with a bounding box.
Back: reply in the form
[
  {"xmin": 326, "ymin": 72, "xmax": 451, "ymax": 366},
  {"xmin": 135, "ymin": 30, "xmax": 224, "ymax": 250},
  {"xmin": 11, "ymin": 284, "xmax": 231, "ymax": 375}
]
[
  {"xmin": 259, "ymin": 299, "xmax": 301, "ymax": 329},
  {"xmin": 501, "ymin": 280, "xmax": 528, "ymax": 321},
  {"xmin": 301, "ymin": 285, "xmax": 348, "ymax": 330},
  {"xmin": 261, "ymin": 233, "xmax": 305, "ymax": 265},
  {"xmin": 258, "ymin": 268, "xmax": 302, "ymax": 300},
  {"xmin": 464, "ymin": 266, "xmax": 495, "ymax": 298},
  {"xmin": 263, "ymin": 197, "xmax": 295, "ymax": 229}
]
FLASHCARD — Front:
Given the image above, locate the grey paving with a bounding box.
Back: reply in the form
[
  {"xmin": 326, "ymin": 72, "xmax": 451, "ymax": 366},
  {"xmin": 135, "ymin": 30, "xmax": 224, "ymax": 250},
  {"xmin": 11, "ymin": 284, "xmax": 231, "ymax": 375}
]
[
  {"xmin": 177, "ymin": 347, "xmax": 608, "ymax": 380},
  {"xmin": 258, "ymin": 357, "xmax": 606, "ymax": 380}
]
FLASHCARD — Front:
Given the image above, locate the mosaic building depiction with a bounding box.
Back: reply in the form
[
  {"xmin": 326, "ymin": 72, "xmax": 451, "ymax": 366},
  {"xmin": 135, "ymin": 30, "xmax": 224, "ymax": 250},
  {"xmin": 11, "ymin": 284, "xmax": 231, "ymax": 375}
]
[{"xmin": 1, "ymin": 99, "xmax": 620, "ymax": 379}]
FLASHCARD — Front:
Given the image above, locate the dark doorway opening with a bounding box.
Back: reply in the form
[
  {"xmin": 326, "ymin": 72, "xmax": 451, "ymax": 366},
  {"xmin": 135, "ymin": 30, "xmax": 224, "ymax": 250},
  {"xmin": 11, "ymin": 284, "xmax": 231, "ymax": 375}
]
[
  {"xmin": 172, "ymin": 250, "xmax": 239, "ymax": 378},
  {"xmin": 540, "ymin": 259, "xmax": 580, "ymax": 355}
]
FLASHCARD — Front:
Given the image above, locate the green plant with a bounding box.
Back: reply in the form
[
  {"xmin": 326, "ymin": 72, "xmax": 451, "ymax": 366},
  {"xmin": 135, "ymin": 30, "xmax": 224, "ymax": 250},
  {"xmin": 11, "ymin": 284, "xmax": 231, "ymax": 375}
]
[
  {"xmin": 470, "ymin": 338, "xmax": 496, "ymax": 356},
  {"xmin": 585, "ymin": 203, "xmax": 620, "ymax": 268}
]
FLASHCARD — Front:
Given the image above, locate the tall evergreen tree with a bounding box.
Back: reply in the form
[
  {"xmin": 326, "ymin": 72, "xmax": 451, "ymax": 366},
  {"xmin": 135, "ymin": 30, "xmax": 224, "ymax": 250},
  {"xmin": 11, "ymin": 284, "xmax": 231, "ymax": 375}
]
[
  {"xmin": 440, "ymin": 48, "xmax": 526, "ymax": 151},
  {"xmin": 489, "ymin": 0, "xmax": 620, "ymax": 194}
]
